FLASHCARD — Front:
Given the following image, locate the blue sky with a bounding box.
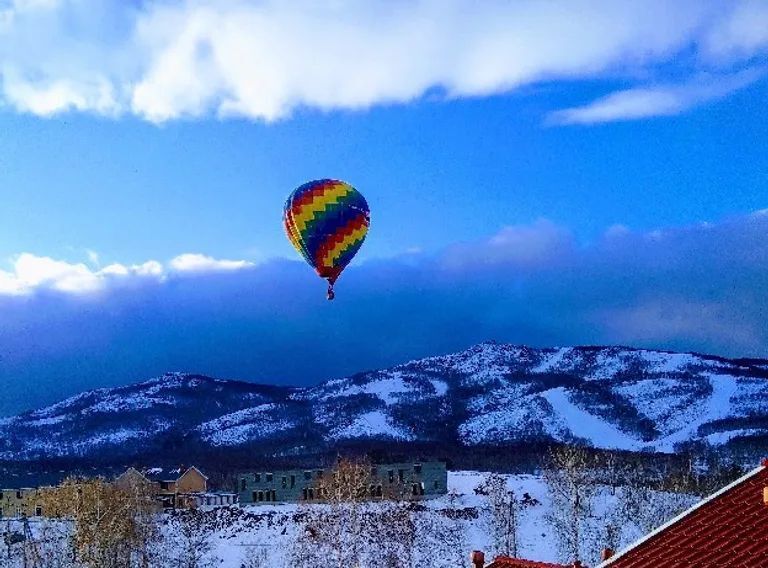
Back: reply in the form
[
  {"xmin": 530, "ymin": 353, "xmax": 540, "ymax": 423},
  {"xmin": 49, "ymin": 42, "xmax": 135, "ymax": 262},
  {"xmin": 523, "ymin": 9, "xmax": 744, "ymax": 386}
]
[{"xmin": 0, "ymin": 0, "xmax": 767, "ymax": 415}]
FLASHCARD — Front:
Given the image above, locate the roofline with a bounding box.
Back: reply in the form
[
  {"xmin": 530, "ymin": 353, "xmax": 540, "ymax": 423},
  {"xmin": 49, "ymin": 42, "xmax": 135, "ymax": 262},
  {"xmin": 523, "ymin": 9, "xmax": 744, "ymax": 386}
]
[
  {"xmin": 597, "ymin": 463, "xmax": 766, "ymax": 567},
  {"xmin": 119, "ymin": 467, "xmax": 150, "ymax": 482},
  {"xmin": 183, "ymin": 466, "xmax": 209, "ymax": 480}
]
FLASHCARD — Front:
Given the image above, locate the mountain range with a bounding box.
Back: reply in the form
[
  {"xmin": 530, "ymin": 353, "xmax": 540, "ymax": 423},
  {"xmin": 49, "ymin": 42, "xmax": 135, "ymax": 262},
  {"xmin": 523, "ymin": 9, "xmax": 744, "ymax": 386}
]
[{"xmin": 2, "ymin": 342, "xmax": 768, "ymax": 467}]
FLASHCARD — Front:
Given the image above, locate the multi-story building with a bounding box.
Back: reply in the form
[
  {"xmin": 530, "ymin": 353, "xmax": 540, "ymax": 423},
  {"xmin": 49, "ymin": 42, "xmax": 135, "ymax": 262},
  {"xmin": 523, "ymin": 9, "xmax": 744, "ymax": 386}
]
[
  {"xmin": 115, "ymin": 465, "xmax": 212, "ymax": 509},
  {"xmin": 238, "ymin": 461, "xmax": 447, "ymax": 504},
  {"xmin": 0, "ymin": 488, "xmax": 44, "ymax": 518}
]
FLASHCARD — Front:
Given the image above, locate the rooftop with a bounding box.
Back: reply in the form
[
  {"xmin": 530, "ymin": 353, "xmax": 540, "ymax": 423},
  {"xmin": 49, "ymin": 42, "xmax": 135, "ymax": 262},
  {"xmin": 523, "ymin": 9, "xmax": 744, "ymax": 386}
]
[
  {"xmin": 599, "ymin": 460, "xmax": 768, "ymax": 567},
  {"xmin": 487, "ymin": 558, "xmax": 577, "ymax": 568}
]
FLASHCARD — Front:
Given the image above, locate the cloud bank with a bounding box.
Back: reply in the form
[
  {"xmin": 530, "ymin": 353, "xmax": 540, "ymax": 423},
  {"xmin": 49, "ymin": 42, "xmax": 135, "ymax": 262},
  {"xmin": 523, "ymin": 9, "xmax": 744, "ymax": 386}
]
[
  {"xmin": 1, "ymin": 211, "xmax": 768, "ymax": 416},
  {"xmin": 0, "ymin": 252, "xmax": 252, "ymax": 295},
  {"xmin": 0, "ymin": 1, "xmax": 766, "ymax": 122}
]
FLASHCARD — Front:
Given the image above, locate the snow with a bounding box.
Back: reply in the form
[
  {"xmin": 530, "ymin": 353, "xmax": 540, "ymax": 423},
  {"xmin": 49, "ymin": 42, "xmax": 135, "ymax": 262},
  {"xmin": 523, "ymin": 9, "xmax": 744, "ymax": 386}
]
[
  {"xmin": 704, "ymin": 428, "xmax": 765, "ymax": 445},
  {"xmin": 26, "ymin": 415, "xmax": 67, "ymax": 427},
  {"xmin": 87, "ymin": 393, "xmax": 176, "ymax": 414},
  {"xmin": 615, "ymin": 378, "xmax": 695, "ymax": 427},
  {"xmin": 531, "ymin": 347, "xmax": 570, "ymax": 373},
  {"xmin": 82, "ymin": 428, "xmax": 150, "ymax": 446},
  {"xmin": 652, "ymin": 373, "xmax": 738, "ymax": 452},
  {"xmin": 430, "ymin": 379, "xmax": 448, "ymax": 397},
  {"xmin": 585, "ymin": 349, "xmax": 632, "ymax": 380},
  {"xmin": 198, "ymin": 404, "xmax": 297, "ymax": 446},
  {"xmin": 4, "ymin": 470, "xmax": 699, "ymax": 568},
  {"xmin": 640, "ymin": 351, "xmax": 699, "ymax": 373},
  {"xmin": 326, "ymin": 410, "xmax": 415, "ymax": 441},
  {"xmin": 4, "ymin": 343, "xmax": 768, "ymax": 462},
  {"xmin": 542, "ymin": 387, "xmax": 640, "ymax": 450},
  {"xmin": 459, "ymin": 391, "xmax": 550, "ymax": 445},
  {"xmin": 334, "ymin": 374, "xmax": 413, "ymax": 404}
]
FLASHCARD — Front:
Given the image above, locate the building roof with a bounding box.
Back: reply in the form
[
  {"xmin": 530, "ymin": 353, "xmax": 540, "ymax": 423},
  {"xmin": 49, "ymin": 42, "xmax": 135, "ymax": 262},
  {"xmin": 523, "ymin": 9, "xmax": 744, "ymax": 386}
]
[
  {"xmin": 488, "ymin": 558, "xmax": 574, "ymax": 568},
  {"xmin": 116, "ymin": 466, "xmax": 207, "ymax": 484},
  {"xmin": 180, "ymin": 466, "xmax": 209, "ymax": 480},
  {"xmin": 598, "ymin": 461, "xmax": 768, "ymax": 568}
]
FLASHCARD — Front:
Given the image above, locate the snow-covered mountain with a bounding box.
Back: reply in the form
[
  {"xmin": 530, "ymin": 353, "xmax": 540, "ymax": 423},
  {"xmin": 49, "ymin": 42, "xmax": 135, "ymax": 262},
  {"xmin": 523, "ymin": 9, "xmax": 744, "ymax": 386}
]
[{"xmin": 3, "ymin": 342, "xmax": 768, "ymax": 462}]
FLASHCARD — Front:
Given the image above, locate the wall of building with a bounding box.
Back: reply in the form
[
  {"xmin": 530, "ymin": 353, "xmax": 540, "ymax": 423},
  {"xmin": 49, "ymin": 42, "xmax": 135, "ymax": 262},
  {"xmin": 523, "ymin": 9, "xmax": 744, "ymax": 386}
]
[
  {"xmin": 237, "ymin": 461, "xmax": 448, "ymax": 504},
  {"xmin": 175, "ymin": 468, "xmax": 207, "ymax": 493},
  {"xmin": 0, "ymin": 488, "xmax": 43, "ymax": 518}
]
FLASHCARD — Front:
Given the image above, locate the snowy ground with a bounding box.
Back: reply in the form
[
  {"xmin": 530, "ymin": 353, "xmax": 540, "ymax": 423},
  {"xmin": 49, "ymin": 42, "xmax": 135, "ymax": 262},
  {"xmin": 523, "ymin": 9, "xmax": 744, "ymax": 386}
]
[
  {"xmin": 6, "ymin": 471, "xmax": 695, "ymax": 567},
  {"xmin": 196, "ymin": 471, "xmax": 692, "ymax": 567},
  {"xmin": 202, "ymin": 471, "xmax": 545, "ymax": 567}
]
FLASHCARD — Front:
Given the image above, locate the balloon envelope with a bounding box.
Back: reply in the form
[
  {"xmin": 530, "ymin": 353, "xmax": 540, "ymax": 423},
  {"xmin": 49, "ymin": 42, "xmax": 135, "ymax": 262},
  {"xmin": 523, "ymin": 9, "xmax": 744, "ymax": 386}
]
[{"xmin": 283, "ymin": 179, "xmax": 370, "ymax": 286}]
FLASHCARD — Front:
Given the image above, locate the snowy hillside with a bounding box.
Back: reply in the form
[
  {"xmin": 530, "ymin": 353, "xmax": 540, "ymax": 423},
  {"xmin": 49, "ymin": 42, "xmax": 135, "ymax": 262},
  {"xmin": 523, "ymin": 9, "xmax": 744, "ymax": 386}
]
[{"xmin": 3, "ymin": 343, "xmax": 768, "ymax": 462}]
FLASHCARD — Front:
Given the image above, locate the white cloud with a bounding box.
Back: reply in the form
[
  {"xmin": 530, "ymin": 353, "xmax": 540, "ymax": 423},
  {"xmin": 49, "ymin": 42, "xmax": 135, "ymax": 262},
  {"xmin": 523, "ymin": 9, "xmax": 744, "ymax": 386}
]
[
  {"xmin": 548, "ymin": 69, "xmax": 765, "ymax": 125},
  {"xmin": 443, "ymin": 219, "xmax": 573, "ymax": 270},
  {"xmin": 0, "ymin": 253, "xmax": 252, "ymax": 295},
  {"xmin": 703, "ymin": 0, "xmax": 768, "ymax": 60},
  {"xmin": 0, "ymin": 1, "xmax": 765, "ymax": 122},
  {"xmin": 169, "ymin": 253, "xmax": 253, "ymax": 273}
]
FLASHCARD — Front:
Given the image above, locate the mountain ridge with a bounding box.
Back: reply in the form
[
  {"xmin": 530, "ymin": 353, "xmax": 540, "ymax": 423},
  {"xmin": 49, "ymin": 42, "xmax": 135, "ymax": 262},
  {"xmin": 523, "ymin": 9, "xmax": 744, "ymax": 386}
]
[{"xmin": 2, "ymin": 343, "xmax": 768, "ymax": 464}]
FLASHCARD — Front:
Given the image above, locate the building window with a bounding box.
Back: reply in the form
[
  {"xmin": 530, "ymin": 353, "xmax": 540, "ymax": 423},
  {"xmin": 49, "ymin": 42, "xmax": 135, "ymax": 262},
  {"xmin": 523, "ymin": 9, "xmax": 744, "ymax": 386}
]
[
  {"xmin": 304, "ymin": 471, "xmax": 312, "ymax": 480},
  {"xmin": 412, "ymin": 484, "xmax": 419, "ymax": 496},
  {"xmin": 433, "ymin": 480, "xmax": 439, "ymax": 490},
  {"xmin": 35, "ymin": 506, "xmax": 42, "ymax": 516},
  {"xmin": 281, "ymin": 476, "xmax": 287, "ymax": 488},
  {"xmin": 241, "ymin": 479, "xmax": 246, "ymax": 491},
  {"xmin": 388, "ymin": 470, "xmax": 394, "ymax": 484},
  {"xmin": 271, "ymin": 490, "xmax": 276, "ymax": 501},
  {"xmin": 398, "ymin": 469, "xmax": 405, "ymax": 483},
  {"xmin": 255, "ymin": 473, "xmax": 261, "ymax": 483},
  {"xmin": 308, "ymin": 488, "xmax": 314, "ymax": 500},
  {"xmin": 414, "ymin": 464, "xmax": 422, "ymax": 474},
  {"xmin": 316, "ymin": 470, "xmax": 323, "ymax": 479},
  {"xmin": 376, "ymin": 485, "xmax": 383, "ymax": 497},
  {"xmin": 302, "ymin": 489, "xmax": 308, "ymax": 500},
  {"xmin": 16, "ymin": 491, "xmax": 21, "ymax": 499},
  {"xmin": 266, "ymin": 473, "xmax": 273, "ymax": 482},
  {"xmin": 290, "ymin": 475, "xmax": 295, "ymax": 488}
]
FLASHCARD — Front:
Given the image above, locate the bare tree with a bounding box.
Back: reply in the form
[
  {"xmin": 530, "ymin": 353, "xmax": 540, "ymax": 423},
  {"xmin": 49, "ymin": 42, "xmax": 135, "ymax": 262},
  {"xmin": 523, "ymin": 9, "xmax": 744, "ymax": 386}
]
[
  {"xmin": 291, "ymin": 457, "xmax": 421, "ymax": 568},
  {"xmin": 239, "ymin": 544, "xmax": 268, "ymax": 568},
  {"xmin": 543, "ymin": 446, "xmax": 598, "ymax": 564},
  {"xmin": 291, "ymin": 457, "xmax": 373, "ymax": 568},
  {"xmin": 164, "ymin": 510, "xmax": 218, "ymax": 568},
  {"xmin": 39, "ymin": 477, "xmax": 157, "ymax": 568},
  {"xmin": 417, "ymin": 489, "xmax": 469, "ymax": 568},
  {"xmin": 475, "ymin": 473, "xmax": 533, "ymax": 558}
]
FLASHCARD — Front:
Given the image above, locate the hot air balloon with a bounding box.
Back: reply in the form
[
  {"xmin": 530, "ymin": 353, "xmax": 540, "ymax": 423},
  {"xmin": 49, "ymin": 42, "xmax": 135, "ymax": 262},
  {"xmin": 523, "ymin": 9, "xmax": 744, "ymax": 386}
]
[{"xmin": 283, "ymin": 179, "xmax": 370, "ymax": 300}]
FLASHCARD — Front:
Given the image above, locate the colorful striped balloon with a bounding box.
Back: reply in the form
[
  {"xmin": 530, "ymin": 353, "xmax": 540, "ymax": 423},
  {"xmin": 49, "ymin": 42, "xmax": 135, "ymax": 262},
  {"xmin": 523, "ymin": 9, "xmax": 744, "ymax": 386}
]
[{"xmin": 283, "ymin": 179, "xmax": 370, "ymax": 299}]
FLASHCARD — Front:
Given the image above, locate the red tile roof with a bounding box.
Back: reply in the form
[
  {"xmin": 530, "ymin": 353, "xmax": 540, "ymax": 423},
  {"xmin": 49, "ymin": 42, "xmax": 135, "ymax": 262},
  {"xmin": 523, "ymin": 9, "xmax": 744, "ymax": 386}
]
[
  {"xmin": 487, "ymin": 558, "xmax": 572, "ymax": 568},
  {"xmin": 600, "ymin": 462, "xmax": 768, "ymax": 568}
]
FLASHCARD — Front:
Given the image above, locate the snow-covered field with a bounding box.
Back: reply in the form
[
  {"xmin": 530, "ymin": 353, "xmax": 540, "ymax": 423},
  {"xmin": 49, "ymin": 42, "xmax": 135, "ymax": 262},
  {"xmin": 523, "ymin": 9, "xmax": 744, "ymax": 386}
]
[
  {"xmin": 202, "ymin": 471, "xmax": 554, "ymax": 567},
  {"xmin": 188, "ymin": 471, "xmax": 693, "ymax": 567},
  {"xmin": 5, "ymin": 471, "xmax": 695, "ymax": 567}
]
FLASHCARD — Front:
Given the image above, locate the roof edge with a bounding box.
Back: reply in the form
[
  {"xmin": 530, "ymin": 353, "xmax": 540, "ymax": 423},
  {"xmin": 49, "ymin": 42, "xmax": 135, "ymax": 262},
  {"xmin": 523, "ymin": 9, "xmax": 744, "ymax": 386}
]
[
  {"xmin": 183, "ymin": 465, "xmax": 209, "ymax": 480},
  {"xmin": 597, "ymin": 463, "xmax": 766, "ymax": 567}
]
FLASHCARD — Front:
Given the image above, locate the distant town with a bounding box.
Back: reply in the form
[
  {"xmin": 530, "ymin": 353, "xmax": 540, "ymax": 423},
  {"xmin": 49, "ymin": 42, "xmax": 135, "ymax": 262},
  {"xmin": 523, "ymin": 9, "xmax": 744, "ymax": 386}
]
[{"xmin": 1, "ymin": 460, "xmax": 448, "ymax": 519}]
